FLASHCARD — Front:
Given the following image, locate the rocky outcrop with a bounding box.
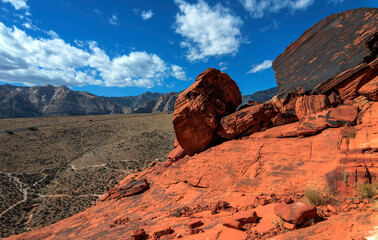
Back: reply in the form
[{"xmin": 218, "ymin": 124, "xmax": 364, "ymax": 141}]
[
  {"xmin": 173, "ymin": 68, "xmax": 242, "ymax": 155},
  {"xmin": 295, "ymin": 95, "xmax": 330, "ymax": 121},
  {"xmin": 217, "ymin": 103, "xmax": 277, "ymax": 139},
  {"xmin": 6, "ymin": 101, "xmax": 377, "ymax": 240},
  {"xmin": 358, "ymin": 75, "xmax": 378, "ymax": 101},
  {"xmin": 273, "ymin": 8, "xmax": 377, "ymax": 98},
  {"xmin": 134, "ymin": 92, "xmax": 180, "ymax": 113}
]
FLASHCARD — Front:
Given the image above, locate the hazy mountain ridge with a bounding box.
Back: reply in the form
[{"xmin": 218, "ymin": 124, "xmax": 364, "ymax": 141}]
[{"xmin": 0, "ymin": 84, "xmax": 278, "ymax": 118}]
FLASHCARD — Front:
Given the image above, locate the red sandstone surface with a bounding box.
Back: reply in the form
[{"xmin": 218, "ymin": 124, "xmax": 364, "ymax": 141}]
[
  {"xmin": 6, "ymin": 100, "xmax": 377, "ymax": 239},
  {"xmin": 5, "ymin": 7, "xmax": 378, "ymax": 240}
]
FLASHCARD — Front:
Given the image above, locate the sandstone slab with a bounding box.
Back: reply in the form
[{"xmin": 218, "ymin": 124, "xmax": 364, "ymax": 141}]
[
  {"xmin": 274, "ymin": 202, "xmax": 318, "ymax": 226},
  {"xmin": 217, "ymin": 103, "xmax": 277, "ymax": 139},
  {"xmin": 106, "ymin": 178, "xmax": 149, "ymax": 200},
  {"xmin": 273, "ymin": 8, "xmax": 378, "ymax": 98}
]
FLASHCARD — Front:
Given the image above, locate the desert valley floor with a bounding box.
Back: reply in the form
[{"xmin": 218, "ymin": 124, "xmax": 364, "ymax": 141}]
[{"xmin": 0, "ymin": 113, "xmax": 175, "ymax": 238}]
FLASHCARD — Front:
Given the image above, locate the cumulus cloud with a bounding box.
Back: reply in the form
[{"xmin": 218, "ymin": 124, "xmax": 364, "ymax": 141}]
[
  {"xmin": 240, "ymin": 0, "xmax": 314, "ymax": 18},
  {"xmin": 174, "ymin": 0, "xmax": 243, "ymax": 62},
  {"xmin": 171, "ymin": 65, "xmax": 187, "ymax": 81},
  {"xmin": 141, "ymin": 10, "xmax": 154, "ymax": 20},
  {"xmin": 247, "ymin": 60, "xmax": 273, "ymax": 73},
  {"xmin": 109, "ymin": 14, "xmax": 118, "ymax": 25},
  {"xmin": 0, "ymin": 22, "xmax": 186, "ymax": 88},
  {"xmin": 2, "ymin": 0, "xmax": 28, "ymax": 10}
]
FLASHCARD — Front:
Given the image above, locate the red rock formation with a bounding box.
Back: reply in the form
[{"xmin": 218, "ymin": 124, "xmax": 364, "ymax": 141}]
[
  {"xmin": 315, "ymin": 58, "xmax": 378, "ymax": 100},
  {"xmin": 295, "ymin": 95, "xmax": 330, "ymax": 121},
  {"xmin": 217, "ymin": 103, "xmax": 277, "ymax": 139},
  {"xmin": 273, "ymin": 8, "xmax": 378, "ymax": 98},
  {"xmin": 5, "ymin": 101, "xmax": 377, "ymax": 240},
  {"xmin": 5, "ymin": 8, "xmax": 378, "ymax": 240},
  {"xmin": 173, "ymin": 68, "xmax": 242, "ymax": 155},
  {"xmin": 358, "ymin": 75, "xmax": 378, "ymax": 101}
]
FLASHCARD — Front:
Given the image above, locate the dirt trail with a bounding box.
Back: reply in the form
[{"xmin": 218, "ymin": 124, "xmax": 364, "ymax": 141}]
[{"xmin": 0, "ymin": 174, "xmax": 28, "ymax": 218}]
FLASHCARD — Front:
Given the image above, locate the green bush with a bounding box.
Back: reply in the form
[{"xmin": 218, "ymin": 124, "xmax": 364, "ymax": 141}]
[
  {"xmin": 6, "ymin": 130, "xmax": 14, "ymax": 134},
  {"xmin": 28, "ymin": 127, "xmax": 38, "ymax": 131}
]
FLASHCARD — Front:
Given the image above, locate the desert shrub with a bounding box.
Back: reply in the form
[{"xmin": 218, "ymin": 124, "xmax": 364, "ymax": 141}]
[
  {"xmin": 6, "ymin": 131, "xmax": 14, "ymax": 134},
  {"xmin": 28, "ymin": 127, "xmax": 38, "ymax": 131},
  {"xmin": 342, "ymin": 126, "xmax": 356, "ymax": 139},
  {"xmin": 356, "ymin": 182, "xmax": 377, "ymax": 199},
  {"xmin": 272, "ymin": 216, "xmax": 284, "ymax": 229},
  {"xmin": 304, "ymin": 184, "xmax": 328, "ymax": 206}
]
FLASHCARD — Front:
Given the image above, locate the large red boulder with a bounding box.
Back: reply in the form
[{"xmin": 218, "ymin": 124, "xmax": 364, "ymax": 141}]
[
  {"xmin": 217, "ymin": 103, "xmax": 277, "ymax": 139},
  {"xmin": 173, "ymin": 68, "xmax": 242, "ymax": 155},
  {"xmin": 274, "ymin": 201, "xmax": 318, "ymax": 227}
]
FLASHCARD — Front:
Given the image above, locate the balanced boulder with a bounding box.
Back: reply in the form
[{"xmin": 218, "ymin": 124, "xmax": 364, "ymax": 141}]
[{"xmin": 173, "ymin": 68, "xmax": 242, "ymax": 155}]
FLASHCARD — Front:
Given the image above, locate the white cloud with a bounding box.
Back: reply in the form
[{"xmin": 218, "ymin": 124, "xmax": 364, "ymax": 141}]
[
  {"xmin": 46, "ymin": 30, "xmax": 59, "ymax": 39},
  {"xmin": 2, "ymin": 0, "xmax": 28, "ymax": 10},
  {"xmin": 247, "ymin": 60, "xmax": 273, "ymax": 73},
  {"xmin": 219, "ymin": 62, "xmax": 228, "ymax": 71},
  {"xmin": 171, "ymin": 65, "xmax": 187, "ymax": 81},
  {"xmin": 109, "ymin": 14, "xmax": 118, "ymax": 25},
  {"xmin": 240, "ymin": 0, "xmax": 314, "ymax": 18},
  {"xmin": 141, "ymin": 9, "xmax": 154, "ymax": 20},
  {"xmin": 0, "ymin": 22, "xmax": 186, "ymax": 88},
  {"xmin": 174, "ymin": 0, "xmax": 243, "ymax": 62},
  {"xmin": 134, "ymin": 9, "xmax": 154, "ymax": 20},
  {"xmin": 261, "ymin": 19, "xmax": 279, "ymax": 32}
]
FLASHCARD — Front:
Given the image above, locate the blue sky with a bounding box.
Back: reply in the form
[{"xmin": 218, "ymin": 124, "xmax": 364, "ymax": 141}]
[{"xmin": 0, "ymin": 0, "xmax": 376, "ymax": 96}]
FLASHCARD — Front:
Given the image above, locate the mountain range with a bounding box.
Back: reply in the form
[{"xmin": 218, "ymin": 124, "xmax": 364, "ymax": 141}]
[{"xmin": 0, "ymin": 84, "xmax": 278, "ymax": 118}]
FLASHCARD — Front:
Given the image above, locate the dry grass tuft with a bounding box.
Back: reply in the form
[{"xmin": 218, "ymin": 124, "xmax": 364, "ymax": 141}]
[
  {"xmin": 304, "ymin": 183, "xmax": 328, "ymax": 206},
  {"xmin": 356, "ymin": 182, "xmax": 377, "ymax": 199}
]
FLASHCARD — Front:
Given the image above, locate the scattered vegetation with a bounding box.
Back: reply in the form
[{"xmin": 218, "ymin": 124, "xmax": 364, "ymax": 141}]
[
  {"xmin": 353, "ymin": 96, "xmax": 369, "ymax": 107},
  {"xmin": 6, "ymin": 131, "xmax": 14, "ymax": 135},
  {"xmin": 304, "ymin": 183, "xmax": 328, "ymax": 206},
  {"xmin": 356, "ymin": 182, "xmax": 377, "ymax": 199},
  {"xmin": 342, "ymin": 125, "xmax": 356, "ymax": 139},
  {"xmin": 27, "ymin": 127, "xmax": 38, "ymax": 131},
  {"xmin": 272, "ymin": 216, "xmax": 285, "ymax": 229}
]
